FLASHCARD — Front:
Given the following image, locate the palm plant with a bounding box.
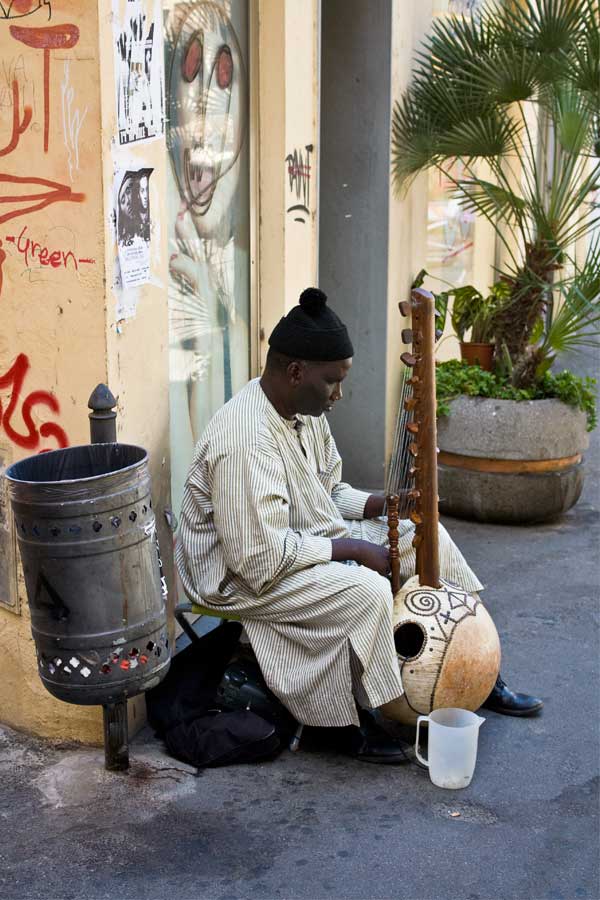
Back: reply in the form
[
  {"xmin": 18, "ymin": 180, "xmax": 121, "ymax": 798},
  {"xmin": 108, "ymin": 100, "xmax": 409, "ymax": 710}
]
[{"xmin": 392, "ymin": 0, "xmax": 600, "ymax": 388}]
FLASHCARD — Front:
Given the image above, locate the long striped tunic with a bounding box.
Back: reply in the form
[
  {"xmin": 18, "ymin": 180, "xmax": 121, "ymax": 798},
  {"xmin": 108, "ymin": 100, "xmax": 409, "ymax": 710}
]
[{"xmin": 177, "ymin": 378, "xmax": 482, "ymax": 727}]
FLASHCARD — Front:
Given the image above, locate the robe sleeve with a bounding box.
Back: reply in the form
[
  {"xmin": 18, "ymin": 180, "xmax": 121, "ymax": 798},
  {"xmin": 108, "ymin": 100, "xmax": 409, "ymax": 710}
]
[
  {"xmin": 321, "ymin": 419, "xmax": 371, "ymax": 519},
  {"xmin": 212, "ymin": 447, "xmax": 332, "ymax": 595}
]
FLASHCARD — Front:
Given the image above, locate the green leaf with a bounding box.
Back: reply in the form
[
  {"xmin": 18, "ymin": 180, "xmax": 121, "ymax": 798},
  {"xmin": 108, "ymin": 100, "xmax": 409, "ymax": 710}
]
[
  {"xmin": 530, "ymin": 316, "xmax": 545, "ymax": 344},
  {"xmin": 553, "ymin": 83, "xmax": 596, "ymax": 155},
  {"xmin": 456, "ymin": 178, "xmax": 527, "ymax": 227},
  {"xmin": 436, "ymin": 358, "xmax": 598, "ymax": 430},
  {"xmin": 438, "ymin": 111, "xmax": 521, "ymax": 160},
  {"xmin": 411, "ymin": 269, "xmax": 427, "ymax": 290}
]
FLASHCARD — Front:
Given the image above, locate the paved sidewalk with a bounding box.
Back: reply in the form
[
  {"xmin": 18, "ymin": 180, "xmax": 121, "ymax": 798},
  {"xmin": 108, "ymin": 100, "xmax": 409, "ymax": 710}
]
[{"xmin": 1, "ymin": 361, "xmax": 598, "ymax": 900}]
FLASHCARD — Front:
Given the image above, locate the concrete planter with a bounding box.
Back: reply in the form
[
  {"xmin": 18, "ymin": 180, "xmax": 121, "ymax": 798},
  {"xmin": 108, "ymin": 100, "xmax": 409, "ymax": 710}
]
[{"xmin": 437, "ymin": 396, "xmax": 590, "ymax": 524}]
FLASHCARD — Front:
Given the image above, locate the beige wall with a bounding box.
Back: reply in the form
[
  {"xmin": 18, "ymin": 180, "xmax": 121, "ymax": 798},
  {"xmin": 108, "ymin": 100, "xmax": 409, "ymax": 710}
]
[
  {"xmin": 0, "ymin": 0, "xmax": 170, "ymax": 744},
  {"xmin": 0, "ymin": 2, "xmax": 107, "ymax": 741},
  {"xmin": 385, "ymin": 0, "xmax": 435, "ymax": 463},
  {"xmin": 257, "ymin": 0, "xmax": 320, "ymax": 368},
  {"xmin": 0, "ymin": 0, "xmax": 320, "ymax": 744}
]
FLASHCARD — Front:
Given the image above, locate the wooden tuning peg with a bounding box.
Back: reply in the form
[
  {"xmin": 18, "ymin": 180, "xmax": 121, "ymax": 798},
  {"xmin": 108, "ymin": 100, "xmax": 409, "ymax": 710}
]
[
  {"xmin": 408, "ymin": 489, "xmax": 421, "ymax": 501},
  {"xmin": 399, "ymin": 301, "xmax": 411, "ymax": 317},
  {"xmin": 412, "ymin": 533, "xmax": 423, "ymax": 549},
  {"xmin": 401, "ymin": 352, "xmax": 417, "ymax": 367},
  {"xmin": 404, "ymin": 398, "xmax": 417, "ymax": 412},
  {"xmin": 409, "ymin": 465, "xmax": 419, "ymax": 477},
  {"xmin": 401, "ymin": 328, "xmax": 413, "ymax": 344},
  {"xmin": 409, "ymin": 510, "xmax": 423, "ymax": 525},
  {"xmin": 408, "ymin": 442, "xmax": 418, "ymax": 457},
  {"xmin": 406, "ymin": 422, "xmax": 419, "ymax": 434},
  {"xmin": 407, "ymin": 375, "xmax": 420, "ymax": 385}
]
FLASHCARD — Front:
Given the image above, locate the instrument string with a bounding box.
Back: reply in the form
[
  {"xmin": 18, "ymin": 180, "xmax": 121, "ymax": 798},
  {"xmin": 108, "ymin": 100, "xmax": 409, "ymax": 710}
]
[
  {"xmin": 385, "ymin": 367, "xmax": 414, "ymax": 519},
  {"xmin": 386, "ymin": 367, "xmax": 415, "ymax": 524}
]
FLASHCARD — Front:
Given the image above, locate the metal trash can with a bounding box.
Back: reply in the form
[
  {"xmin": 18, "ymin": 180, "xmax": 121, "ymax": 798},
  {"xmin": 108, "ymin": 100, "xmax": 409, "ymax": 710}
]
[{"xmin": 6, "ymin": 443, "xmax": 170, "ymax": 706}]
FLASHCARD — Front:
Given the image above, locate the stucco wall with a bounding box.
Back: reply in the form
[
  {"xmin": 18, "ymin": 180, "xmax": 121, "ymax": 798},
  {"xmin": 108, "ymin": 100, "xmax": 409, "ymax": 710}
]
[
  {"xmin": 0, "ymin": 0, "xmax": 170, "ymax": 744},
  {"xmin": 0, "ymin": 2, "xmax": 107, "ymax": 741},
  {"xmin": 258, "ymin": 0, "xmax": 320, "ymax": 367}
]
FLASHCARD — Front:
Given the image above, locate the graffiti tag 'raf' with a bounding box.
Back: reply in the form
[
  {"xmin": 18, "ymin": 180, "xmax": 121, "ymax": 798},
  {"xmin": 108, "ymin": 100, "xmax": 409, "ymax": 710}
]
[
  {"xmin": 285, "ymin": 144, "xmax": 313, "ymax": 224},
  {"xmin": 0, "ymin": 353, "xmax": 68, "ymax": 451}
]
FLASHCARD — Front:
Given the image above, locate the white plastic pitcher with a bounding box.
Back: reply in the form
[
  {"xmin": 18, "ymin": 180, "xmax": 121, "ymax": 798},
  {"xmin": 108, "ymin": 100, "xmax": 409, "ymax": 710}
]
[{"xmin": 415, "ymin": 708, "xmax": 485, "ymax": 789}]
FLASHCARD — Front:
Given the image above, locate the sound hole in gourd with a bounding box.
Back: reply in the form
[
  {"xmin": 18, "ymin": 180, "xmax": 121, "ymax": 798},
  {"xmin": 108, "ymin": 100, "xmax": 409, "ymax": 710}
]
[{"xmin": 394, "ymin": 623, "xmax": 425, "ymax": 659}]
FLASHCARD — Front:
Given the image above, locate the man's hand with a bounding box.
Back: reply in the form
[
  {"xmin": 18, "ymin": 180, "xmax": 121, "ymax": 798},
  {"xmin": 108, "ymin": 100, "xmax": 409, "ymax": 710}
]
[
  {"xmin": 357, "ymin": 542, "xmax": 391, "ymax": 576},
  {"xmin": 331, "ymin": 538, "xmax": 391, "ymax": 577},
  {"xmin": 363, "ymin": 493, "xmax": 386, "ymax": 519}
]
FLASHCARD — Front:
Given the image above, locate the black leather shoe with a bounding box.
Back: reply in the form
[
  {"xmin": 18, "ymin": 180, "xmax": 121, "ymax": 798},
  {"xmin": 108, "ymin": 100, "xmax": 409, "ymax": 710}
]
[
  {"xmin": 482, "ymin": 674, "xmax": 543, "ymax": 717},
  {"xmin": 346, "ymin": 726, "xmax": 414, "ymax": 764},
  {"xmin": 345, "ymin": 709, "xmax": 415, "ymax": 764}
]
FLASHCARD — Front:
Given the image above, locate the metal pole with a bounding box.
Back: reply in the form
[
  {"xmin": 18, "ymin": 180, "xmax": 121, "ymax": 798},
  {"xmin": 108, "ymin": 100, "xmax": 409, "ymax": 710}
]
[
  {"xmin": 88, "ymin": 384, "xmax": 117, "ymax": 444},
  {"xmin": 102, "ymin": 702, "xmax": 129, "ymax": 772},
  {"xmin": 88, "ymin": 384, "xmax": 129, "ymax": 772}
]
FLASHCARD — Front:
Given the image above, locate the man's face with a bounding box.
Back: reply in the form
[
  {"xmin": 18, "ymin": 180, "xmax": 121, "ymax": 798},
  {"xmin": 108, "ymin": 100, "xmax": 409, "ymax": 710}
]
[{"xmin": 291, "ymin": 358, "xmax": 352, "ymax": 417}]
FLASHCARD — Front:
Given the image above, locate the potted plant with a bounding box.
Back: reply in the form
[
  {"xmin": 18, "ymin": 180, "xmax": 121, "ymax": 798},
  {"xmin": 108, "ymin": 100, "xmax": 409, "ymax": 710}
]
[
  {"xmin": 392, "ymin": 0, "xmax": 599, "ymax": 522},
  {"xmin": 412, "ymin": 270, "xmax": 506, "ymax": 370}
]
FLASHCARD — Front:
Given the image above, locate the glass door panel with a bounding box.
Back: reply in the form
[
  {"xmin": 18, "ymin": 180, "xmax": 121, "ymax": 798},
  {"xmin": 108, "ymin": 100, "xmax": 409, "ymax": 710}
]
[{"xmin": 164, "ymin": 0, "xmax": 251, "ymax": 514}]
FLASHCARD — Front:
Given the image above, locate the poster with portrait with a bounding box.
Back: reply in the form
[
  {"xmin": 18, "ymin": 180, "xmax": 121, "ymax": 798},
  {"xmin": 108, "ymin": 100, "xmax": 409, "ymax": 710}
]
[
  {"xmin": 113, "ymin": 0, "xmax": 165, "ymax": 145},
  {"xmin": 114, "ymin": 166, "xmax": 153, "ymax": 289}
]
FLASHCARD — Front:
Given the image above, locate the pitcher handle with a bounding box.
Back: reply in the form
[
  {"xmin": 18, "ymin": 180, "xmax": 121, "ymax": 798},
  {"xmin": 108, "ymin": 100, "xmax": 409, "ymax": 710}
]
[{"xmin": 415, "ymin": 715, "xmax": 429, "ymax": 767}]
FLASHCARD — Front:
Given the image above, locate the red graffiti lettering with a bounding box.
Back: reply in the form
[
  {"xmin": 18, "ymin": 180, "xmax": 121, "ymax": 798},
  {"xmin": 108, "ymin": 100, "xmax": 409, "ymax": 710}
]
[
  {"xmin": 0, "ymin": 353, "xmax": 68, "ymax": 451},
  {"xmin": 0, "ymin": 172, "xmax": 84, "ymax": 227},
  {"xmin": 6, "ymin": 225, "xmax": 94, "ymax": 272},
  {"xmin": 9, "ymin": 23, "xmax": 80, "ymax": 152},
  {"xmin": 0, "ymin": 23, "xmax": 86, "ymax": 297},
  {"xmin": 0, "ymin": 79, "xmax": 32, "ymax": 156}
]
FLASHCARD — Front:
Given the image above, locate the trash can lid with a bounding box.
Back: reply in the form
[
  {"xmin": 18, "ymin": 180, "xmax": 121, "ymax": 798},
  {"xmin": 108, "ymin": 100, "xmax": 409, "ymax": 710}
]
[{"xmin": 6, "ymin": 443, "xmax": 148, "ymax": 486}]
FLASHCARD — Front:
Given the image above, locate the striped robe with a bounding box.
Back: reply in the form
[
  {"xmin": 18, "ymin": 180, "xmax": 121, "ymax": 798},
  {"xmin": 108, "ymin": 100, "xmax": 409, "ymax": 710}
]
[{"xmin": 177, "ymin": 378, "xmax": 483, "ymax": 727}]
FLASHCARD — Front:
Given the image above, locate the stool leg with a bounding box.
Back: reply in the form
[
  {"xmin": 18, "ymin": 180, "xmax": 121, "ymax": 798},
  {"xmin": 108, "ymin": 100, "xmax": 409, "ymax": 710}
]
[{"xmin": 289, "ymin": 722, "xmax": 304, "ymax": 752}]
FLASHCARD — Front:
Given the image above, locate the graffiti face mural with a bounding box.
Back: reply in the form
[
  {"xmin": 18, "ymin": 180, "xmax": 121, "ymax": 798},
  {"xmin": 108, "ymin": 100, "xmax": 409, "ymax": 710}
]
[{"xmin": 166, "ymin": 1, "xmax": 247, "ymax": 242}]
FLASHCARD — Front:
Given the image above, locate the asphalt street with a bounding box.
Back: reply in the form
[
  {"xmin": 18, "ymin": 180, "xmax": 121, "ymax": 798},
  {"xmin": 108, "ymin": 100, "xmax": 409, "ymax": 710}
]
[{"xmin": 1, "ymin": 350, "xmax": 598, "ymax": 900}]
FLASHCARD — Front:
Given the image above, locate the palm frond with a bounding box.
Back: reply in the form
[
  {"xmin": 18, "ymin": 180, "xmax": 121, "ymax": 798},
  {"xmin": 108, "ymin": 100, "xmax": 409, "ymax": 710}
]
[
  {"xmin": 416, "ymin": 10, "xmax": 496, "ymax": 79},
  {"xmin": 552, "ymin": 84, "xmax": 596, "ymax": 155},
  {"xmin": 501, "ymin": 0, "xmax": 589, "ymax": 56},
  {"xmin": 437, "ymin": 111, "xmax": 522, "ymax": 160},
  {"xmin": 543, "ymin": 240, "xmax": 600, "ymax": 352},
  {"xmin": 562, "ymin": 5, "xmax": 600, "ymax": 95},
  {"xmin": 391, "ymin": 92, "xmax": 440, "ymax": 191},
  {"xmin": 455, "ymin": 178, "xmax": 527, "ymax": 227},
  {"xmin": 456, "ymin": 46, "xmax": 542, "ymax": 105}
]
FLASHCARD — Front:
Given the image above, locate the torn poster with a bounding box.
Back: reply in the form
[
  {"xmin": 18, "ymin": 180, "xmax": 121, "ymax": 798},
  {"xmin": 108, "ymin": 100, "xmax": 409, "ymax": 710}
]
[
  {"xmin": 115, "ymin": 167, "xmax": 153, "ymax": 289},
  {"xmin": 113, "ymin": 0, "xmax": 164, "ymax": 146}
]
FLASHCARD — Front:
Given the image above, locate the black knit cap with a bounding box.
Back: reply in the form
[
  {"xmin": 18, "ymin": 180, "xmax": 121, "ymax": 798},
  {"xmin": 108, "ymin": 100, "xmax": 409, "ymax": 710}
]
[{"xmin": 268, "ymin": 288, "xmax": 354, "ymax": 361}]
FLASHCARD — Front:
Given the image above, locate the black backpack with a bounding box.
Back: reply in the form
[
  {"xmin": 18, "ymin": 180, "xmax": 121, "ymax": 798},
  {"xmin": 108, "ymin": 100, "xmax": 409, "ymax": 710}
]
[{"xmin": 146, "ymin": 622, "xmax": 289, "ymax": 768}]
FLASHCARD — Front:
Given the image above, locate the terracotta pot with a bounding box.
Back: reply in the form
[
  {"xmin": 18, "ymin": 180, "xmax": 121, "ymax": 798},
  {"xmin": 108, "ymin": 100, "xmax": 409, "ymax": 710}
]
[{"xmin": 460, "ymin": 341, "xmax": 494, "ymax": 371}]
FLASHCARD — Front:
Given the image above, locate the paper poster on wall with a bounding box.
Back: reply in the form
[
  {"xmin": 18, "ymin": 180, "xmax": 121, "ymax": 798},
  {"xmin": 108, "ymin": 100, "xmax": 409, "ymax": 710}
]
[
  {"xmin": 114, "ymin": 167, "xmax": 153, "ymax": 289},
  {"xmin": 113, "ymin": 0, "xmax": 165, "ymax": 146}
]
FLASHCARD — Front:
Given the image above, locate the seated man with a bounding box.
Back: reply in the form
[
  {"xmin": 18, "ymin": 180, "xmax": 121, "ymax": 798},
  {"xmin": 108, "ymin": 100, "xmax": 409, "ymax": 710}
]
[{"xmin": 177, "ymin": 288, "xmax": 542, "ymax": 763}]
